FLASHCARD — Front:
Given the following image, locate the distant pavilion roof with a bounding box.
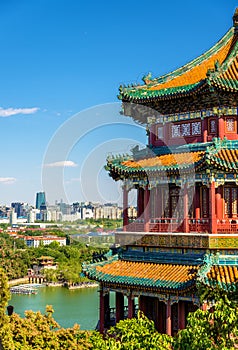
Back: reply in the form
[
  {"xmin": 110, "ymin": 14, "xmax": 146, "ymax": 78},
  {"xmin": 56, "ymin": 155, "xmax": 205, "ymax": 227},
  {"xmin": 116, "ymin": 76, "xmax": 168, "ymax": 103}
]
[{"xmin": 37, "ymin": 256, "xmax": 54, "ymax": 260}]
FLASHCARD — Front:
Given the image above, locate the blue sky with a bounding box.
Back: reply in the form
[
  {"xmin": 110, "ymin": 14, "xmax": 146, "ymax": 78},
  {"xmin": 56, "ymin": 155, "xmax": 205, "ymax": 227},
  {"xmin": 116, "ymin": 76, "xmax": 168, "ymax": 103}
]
[{"xmin": 0, "ymin": 0, "xmax": 237, "ymax": 206}]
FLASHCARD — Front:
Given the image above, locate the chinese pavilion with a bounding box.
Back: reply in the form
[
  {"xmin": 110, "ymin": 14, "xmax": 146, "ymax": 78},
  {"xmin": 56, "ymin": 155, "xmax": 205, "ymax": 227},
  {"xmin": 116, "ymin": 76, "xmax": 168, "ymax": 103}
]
[{"xmin": 83, "ymin": 9, "xmax": 238, "ymax": 335}]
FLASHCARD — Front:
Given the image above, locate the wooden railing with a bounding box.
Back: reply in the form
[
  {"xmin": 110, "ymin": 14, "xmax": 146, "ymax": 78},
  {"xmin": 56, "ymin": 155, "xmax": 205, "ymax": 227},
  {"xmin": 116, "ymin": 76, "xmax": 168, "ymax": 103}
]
[
  {"xmin": 149, "ymin": 218, "xmax": 184, "ymax": 233},
  {"xmin": 217, "ymin": 219, "xmax": 238, "ymax": 233},
  {"xmin": 126, "ymin": 217, "xmax": 238, "ymax": 233},
  {"xmin": 188, "ymin": 218, "xmax": 209, "ymax": 233},
  {"xmin": 126, "ymin": 218, "xmax": 184, "ymax": 233}
]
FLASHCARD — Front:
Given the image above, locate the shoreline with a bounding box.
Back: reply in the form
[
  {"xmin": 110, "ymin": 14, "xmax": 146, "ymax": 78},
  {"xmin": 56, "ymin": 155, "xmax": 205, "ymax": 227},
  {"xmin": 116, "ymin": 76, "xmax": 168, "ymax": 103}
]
[
  {"xmin": 8, "ymin": 277, "xmax": 29, "ymax": 287},
  {"xmin": 9, "ymin": 279, "xmax": 99, "ymax": 290},
  {"xmin": 45, "ymin": 282, "xmax": 64, "ymax": 287},
  {"xmin": 68, "ymin": 282, "xmax": 99, "ymax": 290}
]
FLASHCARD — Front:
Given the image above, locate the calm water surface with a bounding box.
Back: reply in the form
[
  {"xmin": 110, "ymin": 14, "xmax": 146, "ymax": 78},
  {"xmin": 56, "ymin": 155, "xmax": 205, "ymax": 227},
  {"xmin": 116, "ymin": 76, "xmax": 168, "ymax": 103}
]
[{"xmin": 9, "ymin": 286, "xmax": 101, "ymax": 330}]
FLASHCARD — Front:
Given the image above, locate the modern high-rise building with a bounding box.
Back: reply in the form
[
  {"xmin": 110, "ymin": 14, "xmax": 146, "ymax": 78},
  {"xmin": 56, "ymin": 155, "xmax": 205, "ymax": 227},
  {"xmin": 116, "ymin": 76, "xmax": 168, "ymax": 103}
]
[
  {"xmin": 11, "ymin": 202, "xmax": 28, "ymax": 218},
  {"xmin": 10, "ymin": 210, "xmax": 17, "ymax": 225},
  {"xmin": 35, "ymin": 192, "xmax": 46, "ymax": 210}
]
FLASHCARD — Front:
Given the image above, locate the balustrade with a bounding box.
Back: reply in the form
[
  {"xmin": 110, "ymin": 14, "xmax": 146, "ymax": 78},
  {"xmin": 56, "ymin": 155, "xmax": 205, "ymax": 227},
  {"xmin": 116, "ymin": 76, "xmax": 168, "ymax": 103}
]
[{"xmin": 125, "ymin": 217, "xmax": 238, "ymax": 233}]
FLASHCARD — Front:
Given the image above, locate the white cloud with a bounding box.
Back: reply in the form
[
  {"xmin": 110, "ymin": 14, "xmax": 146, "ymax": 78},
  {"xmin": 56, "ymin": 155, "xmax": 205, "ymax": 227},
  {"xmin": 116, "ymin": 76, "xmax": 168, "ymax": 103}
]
[
  {"xmin": 44, "ymin": 160, "xmax": 78, "ymax": 168},
  {"xmin": 0, "ymin": 177, "xmax": 16, "ymax": 184},
  {"xmin": 0, "ymin": 107, "xmax": 39, "ymax": 117}
]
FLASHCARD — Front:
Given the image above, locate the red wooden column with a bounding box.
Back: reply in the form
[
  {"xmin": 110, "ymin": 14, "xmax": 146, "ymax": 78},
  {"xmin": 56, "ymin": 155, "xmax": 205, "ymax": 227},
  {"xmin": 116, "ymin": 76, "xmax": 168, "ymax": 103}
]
[
  {"xmin": 216, "ymin": 186, "xmax": 223, "ymax": 221},
  {"xmin": 183, "ymin": 184, "xmax": 189, "ymax": 233},
  {"xmin": 99, "ymin": 289, "xmax": 105, "ymax": 333},
  {"xmin": 195, "ymin": 186, "xmax": 200, "ymax": 219},
  {"xmin": 116, "ymin": 292, "xmax": 124, "ymax": 323},
  {"xmin": 209, "ymin": 181, "xmax": 217, "ymax": 233},
  {"xmin": 220, "ymin": 186, "xmax": 225, "ymax": 219},
  {"xmin": 166, "ymin": 299, "xmax": 172, "ymax": 336},
  {"xmin": 218, "ymin": 117, "xmax": 225, "ymax": 139},
  {"xmin": 178, "ymin": 301, "xmax": 186, "ymax": 330},
  {"xmin": 123, "ymin": 185, "xmax": 129, "ymax": 231},
  {"xmin": 139, "ymin": 295, "xmax": 146, "ymax": 314},
  {"xmin": 202, "ymin": 118, "xmax": 208, "ymax": 142},
  {"xmin": 144, "ymin": 185, "xmax": 150, "ymax": 232},
  {"xmin": 128, "ymin": 294, "xmax": 135, "ymax": 319}
]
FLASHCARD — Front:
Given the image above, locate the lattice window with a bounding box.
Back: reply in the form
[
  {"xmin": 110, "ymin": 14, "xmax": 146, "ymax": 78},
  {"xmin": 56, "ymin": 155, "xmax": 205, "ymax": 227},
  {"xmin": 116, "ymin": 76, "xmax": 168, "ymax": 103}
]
[
  {"xmin": 224, "ymin": 187, "xmax": 231, "ymax": 216},
  {"xmin": 188, "ymin": 187, "xmax": 194, "ymax": 217},
  {"xmin": 226, "ymin": 118, "xmax": 235, "ymax": 132},
  {"xmin": 181, "ymin": 123, "xmax": 190, "ymax": 136},
  {"xmin": 171, "ymin": 124, "xmax": 180, "ymax": 138},
  {"xmin": 157, "ymin": 126, "xmax": 164, "ymax": 139},
  {"xmin": 192, "ymin": 122, "xmax": 201, "ymax": 135},
  {"xmin": 163, "ymin": 187, "xmax": 170, "ymax": 217},
  {"xmin": 210, "ymin": 119, "xmax": 217, "ymax": 133},
  {"xmin": 202, "ymin": 187, "xmax": 208, "ymax": 217},
  {"xmin": 232, "ymin": 188, "xmax": 237, "ymax": 215},
  {"xmin": 171, "ymin": 196, "xmax": 179, "ymax": 217},
  {"xmin": 170, "ymin": 187, "xmax": 180, "ymax": 218}
]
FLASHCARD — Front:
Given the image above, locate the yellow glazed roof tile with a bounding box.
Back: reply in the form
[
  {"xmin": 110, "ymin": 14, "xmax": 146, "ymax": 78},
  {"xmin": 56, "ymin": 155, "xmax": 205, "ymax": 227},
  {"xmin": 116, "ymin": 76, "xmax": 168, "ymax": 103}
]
[
  {"xmin": 122, "ymin": 151, "xmax": 204, "ymax": 169},
  {"xmin": 149, "ymin": 36, "xmax": 234, "ymax": 91},
  {"xmin": 95, "ymin": 260, "xmax": 196, "ymax": 284}
]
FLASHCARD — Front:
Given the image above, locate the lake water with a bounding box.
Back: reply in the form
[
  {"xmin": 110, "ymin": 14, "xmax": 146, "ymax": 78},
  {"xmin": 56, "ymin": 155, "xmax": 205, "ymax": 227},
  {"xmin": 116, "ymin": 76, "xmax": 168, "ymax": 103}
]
[{"xmin": 9, "ymin": 285, "xmax": 101, "ymax": 330}]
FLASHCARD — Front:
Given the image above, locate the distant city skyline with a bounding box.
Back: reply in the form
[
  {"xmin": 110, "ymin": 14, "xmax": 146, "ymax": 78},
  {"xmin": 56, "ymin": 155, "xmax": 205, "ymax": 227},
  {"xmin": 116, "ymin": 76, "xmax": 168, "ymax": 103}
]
[
  {"xmin": 0, "ymin": 1, "xmax": 236, "ymax": 205},
  {"xmin": 1, "ymin": 196, "xmax": 137, "ymax": 224}
]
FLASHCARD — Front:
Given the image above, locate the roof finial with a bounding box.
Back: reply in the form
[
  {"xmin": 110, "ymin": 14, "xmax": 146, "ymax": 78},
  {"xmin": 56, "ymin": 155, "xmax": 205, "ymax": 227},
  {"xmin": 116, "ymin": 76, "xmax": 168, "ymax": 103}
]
[
  {"xmin": 142, "ymin": 72, "xmax": 152, "ymax": 85},
  {"xmin": 233, "ymin": 8, "xmax": 238, "ymax": 29}
]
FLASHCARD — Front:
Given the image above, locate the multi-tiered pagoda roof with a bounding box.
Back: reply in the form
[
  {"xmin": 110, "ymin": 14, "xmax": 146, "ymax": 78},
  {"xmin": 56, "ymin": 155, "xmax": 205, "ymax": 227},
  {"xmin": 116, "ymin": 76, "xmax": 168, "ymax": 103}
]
[
  {"xmin": 119, "ymin": 10, "xmax": 237, "ymax": 121},
  {"xmin": 85, "ymin": 9, "xmax": 238, "ymax": 335}
]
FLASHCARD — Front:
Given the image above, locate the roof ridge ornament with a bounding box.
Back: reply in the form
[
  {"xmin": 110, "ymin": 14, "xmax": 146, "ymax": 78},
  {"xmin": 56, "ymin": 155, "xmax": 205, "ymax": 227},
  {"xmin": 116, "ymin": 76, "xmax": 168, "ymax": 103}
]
[
  {"xmin": 142, "ymin": 72, "xmax": 153, "ymax": 85},
  {"xmin": 214, "ymin": 60, "xmax": 221, "ymax": 72},
  {"xmin": 206, "ymin": 137, "xmax": 229, "ymax": 158},
  {"xmin": 197, "ymin": 252, "xmax": 220, "ymax": 284}
]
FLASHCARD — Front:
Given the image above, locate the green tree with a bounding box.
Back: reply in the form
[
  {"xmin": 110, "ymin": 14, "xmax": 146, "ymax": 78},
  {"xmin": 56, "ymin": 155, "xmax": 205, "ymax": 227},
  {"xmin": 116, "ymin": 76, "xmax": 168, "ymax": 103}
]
[
  {"xmin": 174, "ymin": 298, "xmax": 238, "ymax": 349},
  {"xmin": 48, "ymin": 241, "xmax": 60, "ymax": 249},
  {"xmin": 9, "ymin": 306, "xmax": 92, "ymax": 349},
  {"xmin": 88, "ymin": 312, "xmax": 173, "ymax": 350},
  {"xmin": 107, "ymin": 312, "xmax": 173, "ymax": 350},
  {"xmin": 0, "ymin": 268, "xmax": 14, "ymax": 349},
  {"xmin": 41, "ymin": 268, "xmax": 58, "ymax": 283}
]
